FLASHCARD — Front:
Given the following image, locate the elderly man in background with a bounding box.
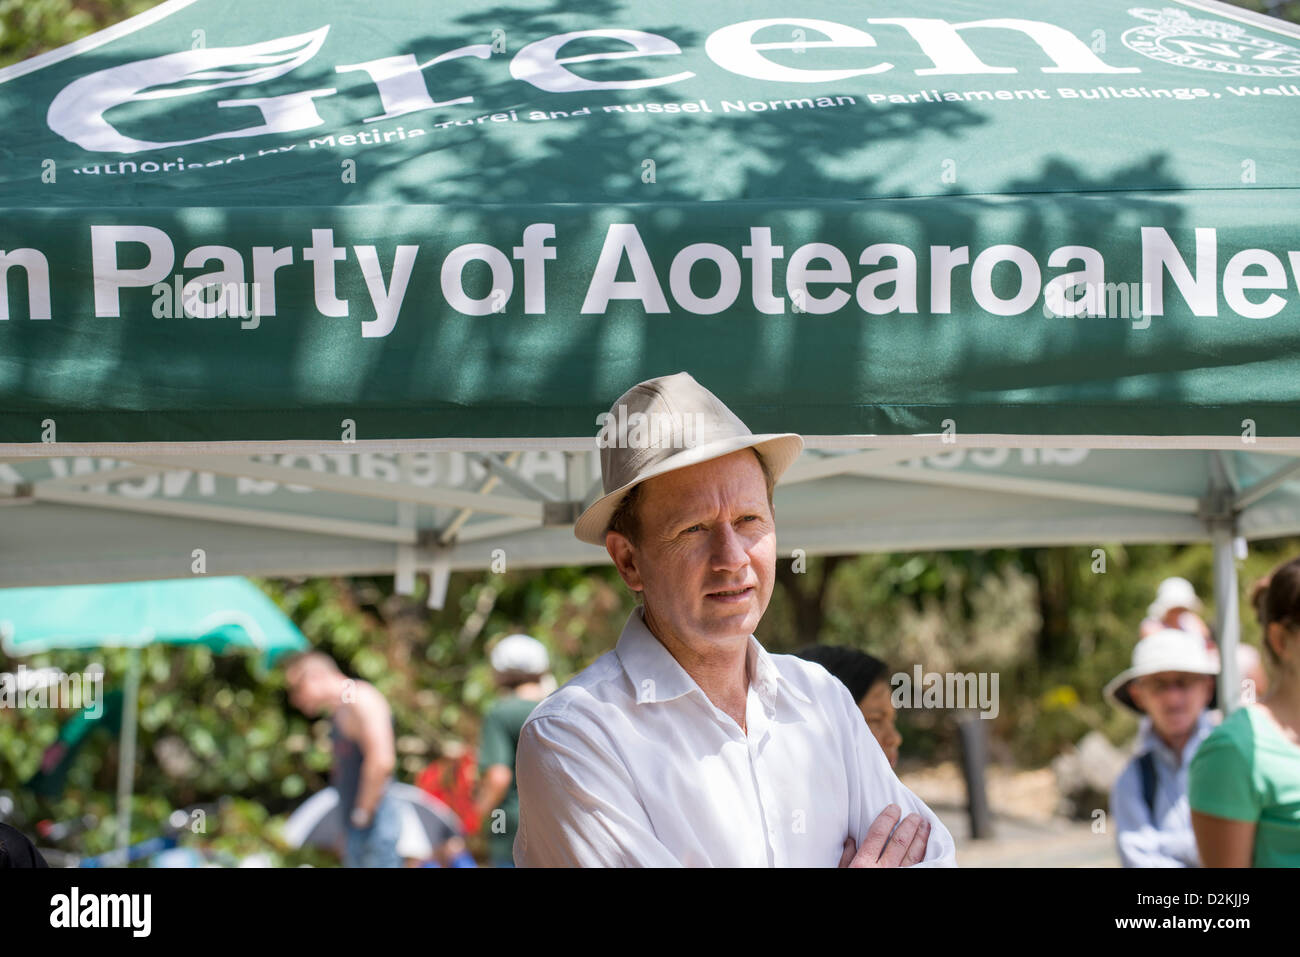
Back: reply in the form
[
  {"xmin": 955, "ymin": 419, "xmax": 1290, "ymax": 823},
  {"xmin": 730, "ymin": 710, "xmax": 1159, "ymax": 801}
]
[
  {"xmin": 1105, "ymin": 628, "xmax": 1219, "ymax": 867},
  {"xmin": 513, "ymin": 372, "xmax": 956, "ymax": 867}
]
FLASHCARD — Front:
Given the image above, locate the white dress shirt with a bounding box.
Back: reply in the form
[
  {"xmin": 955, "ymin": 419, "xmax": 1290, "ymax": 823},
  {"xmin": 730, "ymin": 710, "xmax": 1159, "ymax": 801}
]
[{"xmin": 514, "ymin": 607, "xmax": 957, "ymax": 867}]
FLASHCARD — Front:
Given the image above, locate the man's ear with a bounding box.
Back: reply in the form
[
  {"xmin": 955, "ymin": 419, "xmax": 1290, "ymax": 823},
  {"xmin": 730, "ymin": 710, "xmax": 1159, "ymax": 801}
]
[{"xmin": 606, "ymin": 531, "xmax": 644, "ymax": 593}]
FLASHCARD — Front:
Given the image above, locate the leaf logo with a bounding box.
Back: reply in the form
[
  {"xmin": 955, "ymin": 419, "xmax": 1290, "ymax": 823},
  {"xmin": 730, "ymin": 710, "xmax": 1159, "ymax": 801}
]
[{"xmin": 48, "ymin": 27, "xmax": 334, "ymax": 153}]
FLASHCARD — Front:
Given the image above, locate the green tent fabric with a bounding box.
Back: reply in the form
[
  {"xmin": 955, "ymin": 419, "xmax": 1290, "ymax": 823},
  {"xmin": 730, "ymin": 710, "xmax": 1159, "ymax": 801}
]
[{"xmin": 0, "ymin": 0, "xmax": 1298, "ymax": 445}]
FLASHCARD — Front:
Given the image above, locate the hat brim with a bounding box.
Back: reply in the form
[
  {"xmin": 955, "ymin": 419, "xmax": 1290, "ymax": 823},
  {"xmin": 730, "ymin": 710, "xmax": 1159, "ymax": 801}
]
[
  {"xmin": 1103, "ymin": 659, "xmax": 1219, "ymax": 715},
  {"xmin": 573, "ymin": 433, "xmax": 804, "ymax": 546}
]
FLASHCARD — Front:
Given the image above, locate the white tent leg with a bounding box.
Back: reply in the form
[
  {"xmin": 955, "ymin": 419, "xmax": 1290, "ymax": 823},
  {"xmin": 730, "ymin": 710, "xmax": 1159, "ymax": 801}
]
[
  {"xmin": 1211, "ymin": 526, "xmax": 1242, "ymax": 716},
  {"xmin": 114, "ymin": 647, "xmax": 142, "ymax": 864}
]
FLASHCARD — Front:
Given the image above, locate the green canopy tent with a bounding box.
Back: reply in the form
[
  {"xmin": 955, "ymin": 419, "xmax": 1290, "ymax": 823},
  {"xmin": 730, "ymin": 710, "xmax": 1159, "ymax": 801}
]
[
  {"xmin": 2, "ymin": 0, "xmax": 1300, "ymax": 716},
  {"xmin": 0, "ymin": 576, "xmax": 308, "ymax": 861}
]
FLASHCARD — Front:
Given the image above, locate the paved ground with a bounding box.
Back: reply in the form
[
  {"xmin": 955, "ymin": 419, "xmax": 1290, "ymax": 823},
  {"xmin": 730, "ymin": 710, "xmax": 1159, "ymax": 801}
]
[
  {"xmin": 930, "ymin": 803, "xmax": 1119, "ymax": 867},
  {"xmin": 899, "ymin": 761, "xmax": 1121, "ymax": 867}
]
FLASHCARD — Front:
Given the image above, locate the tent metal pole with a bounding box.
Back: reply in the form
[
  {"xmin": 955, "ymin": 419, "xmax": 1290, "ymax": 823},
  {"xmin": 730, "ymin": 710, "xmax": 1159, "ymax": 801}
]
[
  {"xmin": 1207, "ymin": 451, "xmax": 1242, "ymax": 717},
  {"xmin": 1211, "ymin": 524, "xmax": 1242, "ymax": 716},
  {"xmin": 114, "ymin": 646, "xmax": 142, "ymax": 864}
]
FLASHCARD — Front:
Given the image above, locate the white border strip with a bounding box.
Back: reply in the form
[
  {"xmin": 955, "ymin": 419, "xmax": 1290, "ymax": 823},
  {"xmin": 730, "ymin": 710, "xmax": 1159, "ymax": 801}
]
[
  {"xmin": 2, "ymin": 433, "xmax": 1299, "ymax": 457},
  {"xmin": 1175, "ymin": 0, "xmax": 1300, "ymax": 39},
  {"xmin": 0, "ymin": 0, "xmax": 200, "ymax": 85}
]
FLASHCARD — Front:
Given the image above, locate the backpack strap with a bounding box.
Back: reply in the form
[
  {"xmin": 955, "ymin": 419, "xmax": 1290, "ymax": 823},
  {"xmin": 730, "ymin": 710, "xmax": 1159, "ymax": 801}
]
[{"xmin": 1137, "ymin": 751, "xmax": 1158, "ymax": 821}]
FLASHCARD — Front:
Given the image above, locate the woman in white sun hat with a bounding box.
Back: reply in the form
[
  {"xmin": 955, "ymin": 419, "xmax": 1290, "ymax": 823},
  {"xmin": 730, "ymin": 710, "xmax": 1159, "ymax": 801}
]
[{"xmin": 1105, "ymin": 628, "xmax": 1219, "ymax": 868}]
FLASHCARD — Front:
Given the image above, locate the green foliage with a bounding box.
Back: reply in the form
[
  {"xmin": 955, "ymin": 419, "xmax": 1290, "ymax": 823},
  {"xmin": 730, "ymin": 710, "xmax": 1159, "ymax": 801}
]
[
  {"xmin": 762, "ymin": 539, "xmax": 1300, "ymax": 767},
  {"xmin": 0, "ymin": 566, "xmax": 636, "ymax": 864},
  {"xmin": 1237, "ymin": 1, "xmax": 1300, "ymax": 26},
  {"xmin": 0, "ymin": 0, "xmax": 165, "ymax": 68}
]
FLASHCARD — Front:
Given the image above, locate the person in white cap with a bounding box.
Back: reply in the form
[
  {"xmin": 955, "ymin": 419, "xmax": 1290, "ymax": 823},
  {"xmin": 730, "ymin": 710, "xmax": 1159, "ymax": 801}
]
[
  {"xmin": 513, "ymin": 372, "xmax": 955, "ymax": 867},
  {"xmin": 476, "ymin": 634, "xmax": 554, "ymax": 867},
  {"xmin": 1139, "ymin": 577, "xmax": 1212, "ymax": 644},
  {"xmin": 1140, "ymin": 575, "xmax": 1267, "ymax": 702},
  {"xmin": 1104, "ymin": 628, "xmax": 1219, "ymax": 867}
]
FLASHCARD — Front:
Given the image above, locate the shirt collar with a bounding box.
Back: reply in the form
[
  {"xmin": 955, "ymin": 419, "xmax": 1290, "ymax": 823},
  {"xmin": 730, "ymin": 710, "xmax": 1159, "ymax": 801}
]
[{"xmin": 615, "ymin": 606, "xmax": 812, "ymax": 709}]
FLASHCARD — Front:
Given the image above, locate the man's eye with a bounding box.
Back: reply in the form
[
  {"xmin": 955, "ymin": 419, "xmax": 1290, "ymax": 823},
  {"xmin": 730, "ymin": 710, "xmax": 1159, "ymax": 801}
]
[{"xmin": 683, "ymin": 523, "xmax": 704, "ymax": 533}]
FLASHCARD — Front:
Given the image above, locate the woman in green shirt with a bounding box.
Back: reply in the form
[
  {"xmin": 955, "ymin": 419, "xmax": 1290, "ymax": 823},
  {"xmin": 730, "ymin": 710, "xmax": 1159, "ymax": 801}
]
[{"xmin": 1189, "ymin": 556, "xmax": 1300, "ymax": 867}]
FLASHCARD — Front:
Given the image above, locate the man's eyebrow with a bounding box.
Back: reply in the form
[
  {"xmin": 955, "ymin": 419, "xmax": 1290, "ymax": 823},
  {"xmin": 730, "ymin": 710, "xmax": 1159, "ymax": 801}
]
[{"xmin": 661, "ymin": 501, "xmax": 770, "ymax": 530}]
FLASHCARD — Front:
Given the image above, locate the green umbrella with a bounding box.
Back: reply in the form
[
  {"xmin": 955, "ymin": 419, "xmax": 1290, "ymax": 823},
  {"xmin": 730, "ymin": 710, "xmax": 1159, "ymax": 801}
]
[{"xmin": 0, "ymin": 576, "xmax": 308, "ymax": 862}]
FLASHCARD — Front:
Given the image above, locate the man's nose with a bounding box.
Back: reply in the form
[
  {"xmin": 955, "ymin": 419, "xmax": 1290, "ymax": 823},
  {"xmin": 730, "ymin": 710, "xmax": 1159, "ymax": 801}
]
[{"xmin": 710, "ymin": 522, "xmax": 749, "ymax": 570}]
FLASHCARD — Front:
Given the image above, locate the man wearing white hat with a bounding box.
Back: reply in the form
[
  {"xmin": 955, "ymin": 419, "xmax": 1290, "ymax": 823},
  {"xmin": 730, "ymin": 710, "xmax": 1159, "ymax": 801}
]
[
  {"xmin": 513, "ymin": 372, "xmax": 955, "ymax": 867},
  {"xmin": 1139, "ymin": 576, "xmax": 1212, "ymax": 644},
  {"xmin": 477, "ymin": 634, "xmax": 554, "ymax": 867},
  {"xmin": 1105, "ymin": 628, "xmax": 1219, "ymax": 868}
]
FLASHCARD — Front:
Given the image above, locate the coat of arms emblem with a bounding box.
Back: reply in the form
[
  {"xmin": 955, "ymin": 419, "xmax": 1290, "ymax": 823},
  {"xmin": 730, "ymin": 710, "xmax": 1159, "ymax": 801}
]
[{"xmin": 1122, "ymin": 7, "xmax": 1300, "ymax": 76}]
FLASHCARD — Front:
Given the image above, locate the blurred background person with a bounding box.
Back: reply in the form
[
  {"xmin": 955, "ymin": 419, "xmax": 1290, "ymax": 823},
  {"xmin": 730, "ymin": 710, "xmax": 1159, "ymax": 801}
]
[
  {"xmin": 1141, "ymin": 575, "xmax": 1267, "ymax": 704},
  {"xmin": 1191, "ymin": 556, "xmax": 1300, "ymax": 867},
  {"xmin": 1140, "ymin": 576, "xmax": 1212, "ymax": 644},
  {"xmin": 476, "ymin": 634, "xmax": 554, "ymax": 867},
  {"xmin": 1243, "ymin": 574, "xmax": 1275, "ymax": 700},
  {"xmin": 1104, "ymin": 629, "xmax": 1218, "ymax": 867},
  {"xmin": 794, "ymin": 645, "xmax": 902, "ymax": 769},
  {"xmin": 285, "ymin": 651, "xmax": 401, "ymax": 868}
]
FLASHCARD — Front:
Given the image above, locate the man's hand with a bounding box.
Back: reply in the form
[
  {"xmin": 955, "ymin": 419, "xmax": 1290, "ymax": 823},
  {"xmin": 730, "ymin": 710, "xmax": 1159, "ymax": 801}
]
[
  {"xmin": 350, "ymin": 806, "xmax": 373, "ymax": 830},
  {"xmin": 838, "ymin": 803, "xmax": 932, "ymax": 868}
]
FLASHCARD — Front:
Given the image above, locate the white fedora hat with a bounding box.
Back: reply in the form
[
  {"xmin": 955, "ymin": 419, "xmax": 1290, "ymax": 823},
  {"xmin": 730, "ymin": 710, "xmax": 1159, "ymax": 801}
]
[
  {"xmin": 573, "ymin": 372, "xmax": 803, "ymax": 546},
  {"xmin": 1103, "ymin": 627, "xmax": 1219, "ymax": 715}
]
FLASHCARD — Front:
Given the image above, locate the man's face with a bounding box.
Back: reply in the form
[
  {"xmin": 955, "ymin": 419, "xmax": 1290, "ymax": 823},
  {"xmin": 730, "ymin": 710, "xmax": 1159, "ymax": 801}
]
[
  {"xmin": 1130, "ymin": 670, "xmax": 1213, "ymax": 740},
  {"xmin": 608, "ymin": 450, "xmax": 776, "ymax": 651},
  {"xmin": 286, "ymin": 661, "xmax": 335, "ymax": 716}
]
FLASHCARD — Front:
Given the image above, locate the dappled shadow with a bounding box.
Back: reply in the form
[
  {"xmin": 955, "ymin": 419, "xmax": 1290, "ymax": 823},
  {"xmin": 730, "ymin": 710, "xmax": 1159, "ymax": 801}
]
[{"xmin": 0, "ymin": 0, "xmax": 1296, "ymax": 445}]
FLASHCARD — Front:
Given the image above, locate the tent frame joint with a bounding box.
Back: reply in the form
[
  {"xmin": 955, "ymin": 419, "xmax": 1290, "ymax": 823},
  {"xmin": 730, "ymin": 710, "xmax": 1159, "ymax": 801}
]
[
  {"xmin": 1198, "ymin": 489, "xmax": 1237, "ymax": 531},
  {"xmin": 542, "ymin": 501, "xmax": 584, "ymax": 527}
]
